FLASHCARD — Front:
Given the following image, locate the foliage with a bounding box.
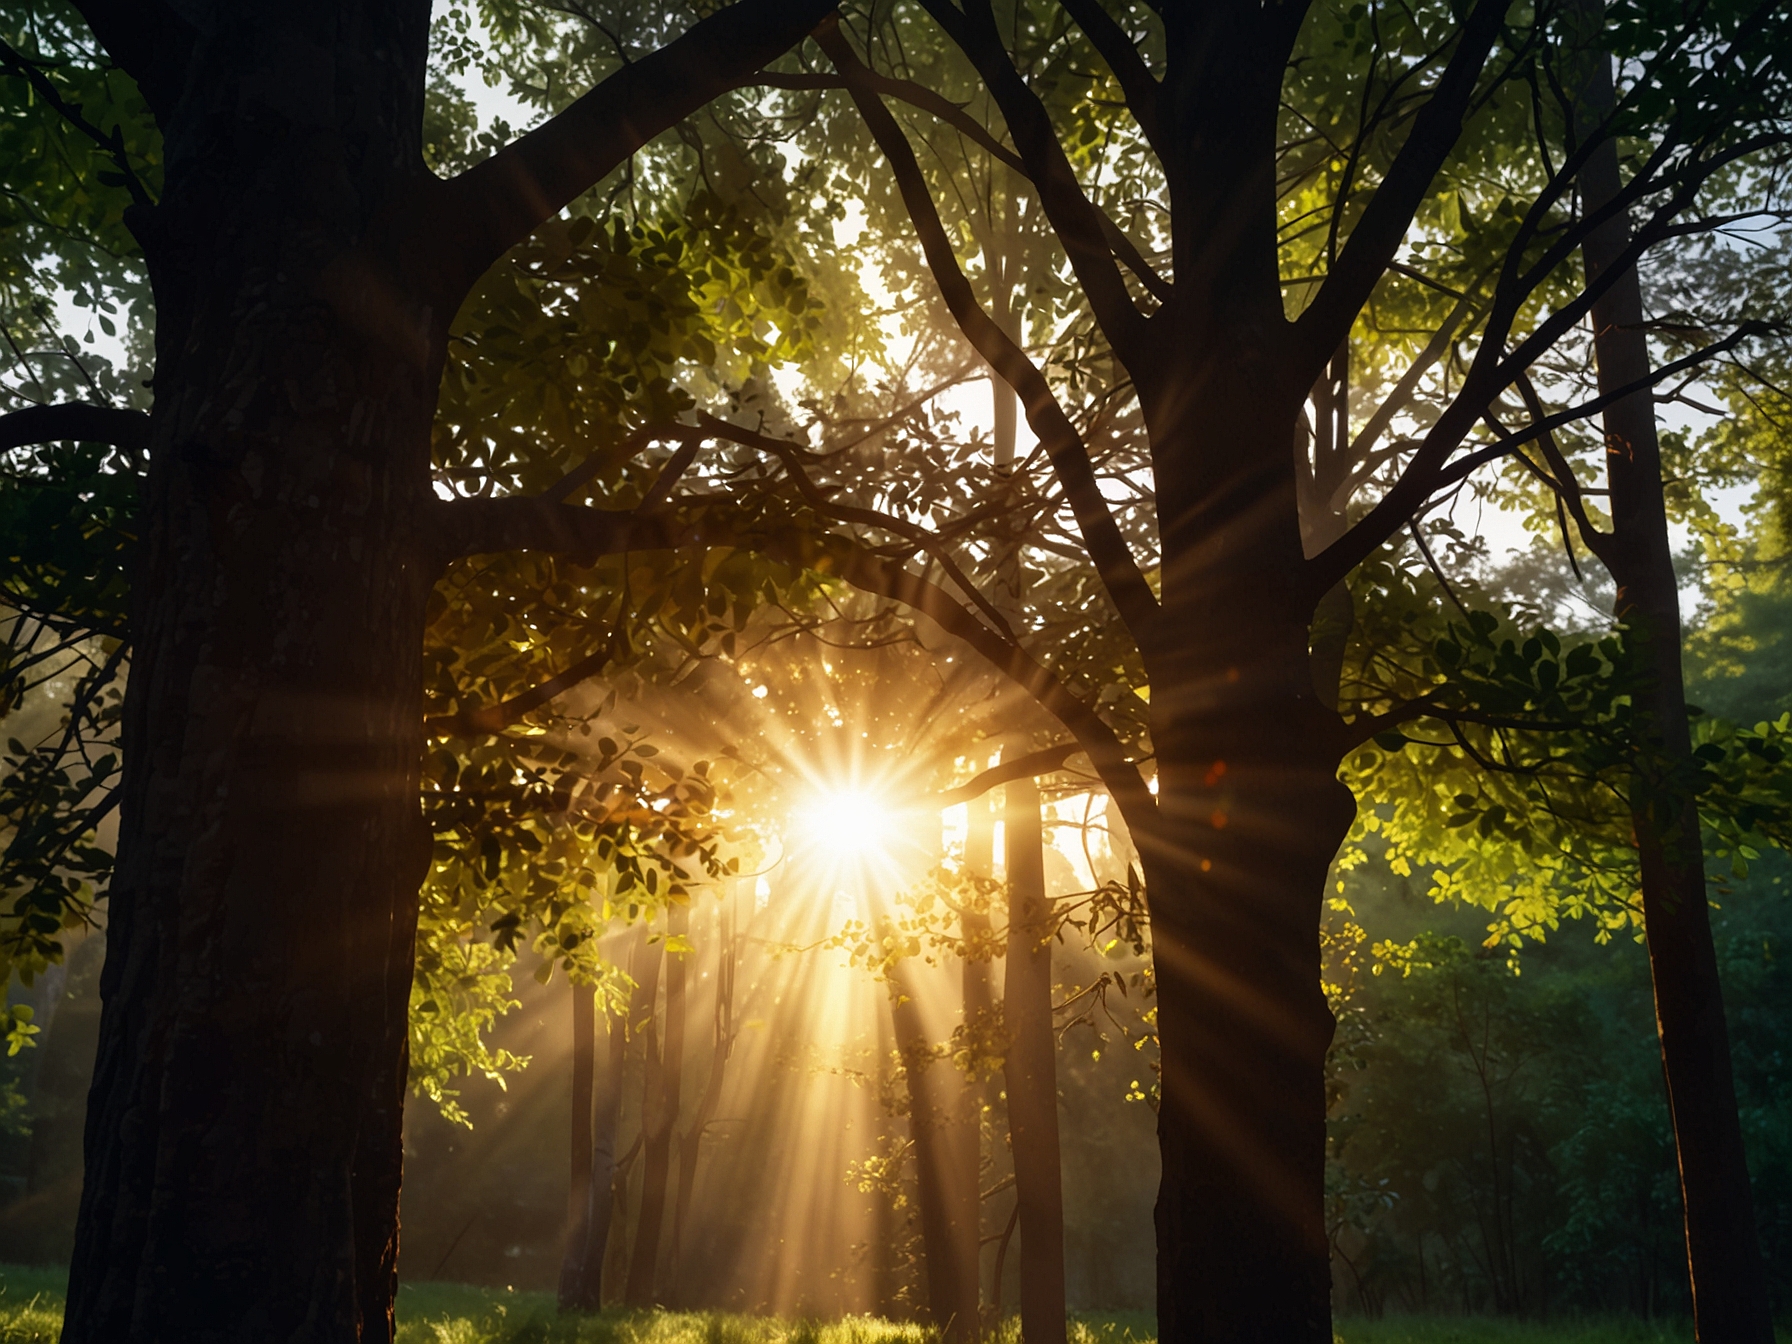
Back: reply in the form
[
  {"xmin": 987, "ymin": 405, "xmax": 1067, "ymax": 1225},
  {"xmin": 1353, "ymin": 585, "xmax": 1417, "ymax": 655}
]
[
  {"xmin": 1338, "ymin": 558, "xmax": 1792, "ymax": 952},
  {"xmin": 1325, "ymin": 853, "xmax": 1792, "ymax": 1318}
]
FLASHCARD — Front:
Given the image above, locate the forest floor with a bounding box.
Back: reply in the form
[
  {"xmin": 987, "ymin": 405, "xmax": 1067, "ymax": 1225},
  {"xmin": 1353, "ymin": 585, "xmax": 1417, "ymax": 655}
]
[{"xmin": 0, "ymin": 1265, "xmax": 1781, "ymax": 1343}]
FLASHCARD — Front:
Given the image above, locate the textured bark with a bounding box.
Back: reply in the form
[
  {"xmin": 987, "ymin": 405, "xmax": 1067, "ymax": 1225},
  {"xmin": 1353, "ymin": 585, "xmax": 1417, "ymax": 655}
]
[
  {"xmin": 559, "ymin": 982, "xmax": 598, "ymax": 1310},
  {"xmin": 61, "ymin": 9, "xmax": 437, "ymax": 1341},
  {"xmin": 1575, "ymin": 29, "xmax": 1774, "ymax": 1340},
  {"xmin": 1001, "ymin": 778, "xmax": 1066, "ymax": 1344},
  {"xmin": 51, "ymin": 2, "xmax": 837, "ymax": 1336},
  {"xmin": 626, "ymin": 904, "xmax": 687, "ymax": 1305}
]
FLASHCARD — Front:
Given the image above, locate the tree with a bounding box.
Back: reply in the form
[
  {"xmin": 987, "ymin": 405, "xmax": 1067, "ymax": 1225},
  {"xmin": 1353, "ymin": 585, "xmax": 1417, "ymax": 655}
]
[
  {"xmin": 1001, "ymin": 775, "xmax": 1067, "ymax": 1344},
  {"xmin": 0, "ymin": 2, "xmax": 834, "ymax": 1338},
  {"xmin": 664, "ymin": 3, "xmax": 1792, "ymax": 1338}
]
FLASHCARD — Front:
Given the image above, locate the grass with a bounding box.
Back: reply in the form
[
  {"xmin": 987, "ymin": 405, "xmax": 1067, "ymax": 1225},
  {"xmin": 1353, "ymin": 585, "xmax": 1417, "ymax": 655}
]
[{"xmin": 0, "ymin": 1266, "xmax": 1780, "ymax": 1343}]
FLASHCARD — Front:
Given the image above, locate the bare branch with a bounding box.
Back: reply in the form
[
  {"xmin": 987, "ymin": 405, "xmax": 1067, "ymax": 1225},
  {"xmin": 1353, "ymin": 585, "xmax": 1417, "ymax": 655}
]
[{"xmin": 932, "ymin": 744, "xmax": 1082, "ymax": 806}]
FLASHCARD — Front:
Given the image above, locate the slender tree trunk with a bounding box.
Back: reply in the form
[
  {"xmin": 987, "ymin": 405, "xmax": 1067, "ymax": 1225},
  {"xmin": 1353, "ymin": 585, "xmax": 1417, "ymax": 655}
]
[
  {"xmin": 888, "ymin": 962, "xmax": 981, "ymax": 1342},
  {"xmin": 1002, "ymin": 777, "xmax": 1067, "ymax": 1344},
  {"xmin": 627, "ymin": 904, "xmax": 687, "ymax": 1305},
  {"xmin": 1574, "ymin": 24, "xmax": 1774, "ymax": 1339},
  {"xmin": 671, "ymin": 890, "xmax": 738, "ymax": 1302},
  {"xmin": 578, "ymin": 954, "xmax": 630, "ymax": 1308},
  {"xmin": 617, "ymin": 930, "xmax": 664, "ymax": 1301},
  {"xmin": 559, "ymin": 981, "xmax": 598, "ymax": 1310},
  {"xmin": 960, "ymin": 899, "xmax": 994, "ymax": 1327}
]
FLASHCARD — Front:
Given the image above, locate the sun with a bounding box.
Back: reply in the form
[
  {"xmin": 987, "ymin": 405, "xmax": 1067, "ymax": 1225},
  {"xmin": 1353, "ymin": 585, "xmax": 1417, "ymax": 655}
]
[{"xmin": 793, "ymin": 788, "xmax": 896, "ymax": 861}]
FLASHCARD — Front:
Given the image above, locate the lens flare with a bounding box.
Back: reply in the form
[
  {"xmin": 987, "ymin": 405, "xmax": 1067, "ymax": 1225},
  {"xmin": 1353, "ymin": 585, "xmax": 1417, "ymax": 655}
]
[{"xmin": 794, "ymin": 788, "xmax": 895, "ymax": 860}]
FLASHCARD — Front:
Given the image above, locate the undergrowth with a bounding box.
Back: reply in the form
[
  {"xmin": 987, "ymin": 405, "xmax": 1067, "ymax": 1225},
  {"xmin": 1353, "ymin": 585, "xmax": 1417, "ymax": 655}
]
[{"xmin": 2, "ymin": 1266, "xmax": 1784, "ymax": 1343}]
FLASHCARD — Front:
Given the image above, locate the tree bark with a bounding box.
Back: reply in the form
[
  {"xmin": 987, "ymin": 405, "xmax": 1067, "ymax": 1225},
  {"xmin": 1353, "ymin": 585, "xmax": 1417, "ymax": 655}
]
[
  {"xmin": 60, "ymin": 12, "xmax": 438, "ymax": 1341},
  {"xmin": 559, "ymin": 981, "xmax": 598, "ymax": 1310},
  {"xmin": 1574, "ymin": 25, "xmax": 1774, "ymax": 1340},
  {"xmin": 1142, "ymin": 351, "xmax": 1355, "ymax": 1344},
  {"xmin": 1001, "ymin": 777, "xmax": 1066, "ymax": 1344},
  {"xmin": 53, "ymin": 2, "xmax": 837, "ymax": 1335},
  {"xmin": 626, "ymin": 903, "xmax": 687, "ymax": 1305}
]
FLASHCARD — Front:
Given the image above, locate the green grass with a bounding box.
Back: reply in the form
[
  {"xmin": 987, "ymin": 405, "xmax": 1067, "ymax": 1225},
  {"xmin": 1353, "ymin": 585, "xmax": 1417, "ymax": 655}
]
[
  {"xmin": 0, "ymin": 1266, "xmax": 1783, "ymax": 1344},
  {"xmin": 0, "ymin": 1264, "xmax": 64, "ymax": 1343}
]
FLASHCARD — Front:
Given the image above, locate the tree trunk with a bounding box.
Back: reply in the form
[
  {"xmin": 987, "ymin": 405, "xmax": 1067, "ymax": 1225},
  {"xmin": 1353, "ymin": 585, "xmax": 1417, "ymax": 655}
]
[
  {"xmin": 1144, "ymin": 706, "xmax": 1351, "ymax": 1344},
  {"xmin": 671, "ymin": 890, "xmax": 739, "ymax": 1302},
  {"xmin": 888, "ymin": 961, "xmax": 981, "ymax": 1342},
  {"xmin": 1575, "ymin": 26, "xmax": 1774, "ymax": 1340},
  {"xmin": 559, "ymin": 981, "xmax": 598, "ymax": 1310},
  {"xmin": 51, "ymin": 5, "xmax": 836, "ymax": 1336},
  {"xmin": 61, "ymin": 12, "xmax": 438, "ymax": 1340},
  {"xmin": 1001, "ymin": 777, "xmax": 1066, "ymax": 1344},
  {"xmin": 626, "ymin": 903, "xmax": 687, "ymax": 1305},
  {"xmin": 956, "ymin": 789, "xmax": 997, "ymax": 1334},
  {"xmin": 578, "ymin": 954, "xmax": 630, "ymax": 1308},
  {"xmin": 1140, "ymin": 349, "xmax": 1355, "ymax": 1340}
]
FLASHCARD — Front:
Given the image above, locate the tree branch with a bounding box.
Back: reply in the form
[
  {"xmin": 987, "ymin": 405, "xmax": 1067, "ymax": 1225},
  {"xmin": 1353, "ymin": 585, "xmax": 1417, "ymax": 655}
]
[
  {"xmin": 826, "ymin": 540, "xmax": 1156, "ymax": 837},
  {"xmin": 425, "ymin": 645, "xmax": 615, "ymax": 738},
  {"xmin": 0, "ymin": 403, "xmax": 149, "ymax": 453},
  {"xmin": 909, "ymin": 2, "xmax": 1152, "ymax": 356},
  {"xmin": 422, "ymin": 0, "xmax": 834, "ymax": 306},
  {"xmin": 1059, "ymin": 0, "xmax": 1161, "ymax": 152},
  {"xmin": 816, "ymin": 20, "xmax": 1161, "ymax": 648},
  {"xmin": 694, "ymin": 411, "xmax": 1021, "ymax": 641},
  {"xmin": 429, "ymin": 496, "xmax": 684, "ymax": 568},
  {"xmin": 933, "ymin": 744, "xmax": 1083, "ymax": 807},
  {"xmin": 755, "ymin": 68, "xmax": 1170, "ymax": 301},
  {"xmin": 0, "ymin": 39, "xmax": 153, "ymax": 208},
  {"xmin": 1290, "ymin": 0, "xmax": 1512, "ymax": 381}
]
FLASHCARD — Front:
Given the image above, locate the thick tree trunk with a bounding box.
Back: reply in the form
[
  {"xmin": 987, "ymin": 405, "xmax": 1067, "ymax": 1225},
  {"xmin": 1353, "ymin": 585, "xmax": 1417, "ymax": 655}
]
[
  {"xmin": 559, "ymin": 982, "xmax": 598, "ymax": 1310},
  {"xmin": 53, "ymin": 4, "xmax": 835, "ymax": 1336},
  {"xmin": 626, "ymin": 904, "xmax": 687, "ymax": 1305},
  {"xmin": 1001, "ymin": 778, "xmax": 1066, "ymax": 1344},
  {"xmin": 1144, "ymin": 709, "xmax": 1351, "ymax": 1344},
  {"xmin": 61, "ymin": 12, "xmax": 438, "ymax": 1341},
  {"xmin": 1576, "ymin": 32, "xmax": 1774, "ymax": 1339},
  {"xmin": 888, "ymin": 962, "xmax": 981, "ymax": 1342},
  {"xmin": 1143, "ymin": 349, "xmax": 1354, "ymax": 1342}
]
